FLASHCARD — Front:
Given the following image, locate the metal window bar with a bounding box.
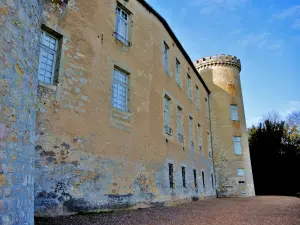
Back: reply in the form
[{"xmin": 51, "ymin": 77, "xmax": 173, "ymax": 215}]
[{"xmin": 38, "ymin": 32, "xmax": 58, "ymax": 84}]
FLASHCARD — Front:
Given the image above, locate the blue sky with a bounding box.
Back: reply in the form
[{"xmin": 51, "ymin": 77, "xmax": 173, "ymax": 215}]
[{"xmin": 146, "ymin": 0, "xmax": 300, "ymax": 127}]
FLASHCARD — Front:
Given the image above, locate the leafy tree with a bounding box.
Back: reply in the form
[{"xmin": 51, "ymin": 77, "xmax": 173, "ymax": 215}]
[{"xmin": 249, "ymin": 118, "xmax": 300, "ymax": 196}]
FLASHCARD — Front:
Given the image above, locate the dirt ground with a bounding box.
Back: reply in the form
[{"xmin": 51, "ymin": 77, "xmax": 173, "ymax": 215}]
[{"xmin": 35, "ymin": 196, "xmax": 300, "ymax": 225}]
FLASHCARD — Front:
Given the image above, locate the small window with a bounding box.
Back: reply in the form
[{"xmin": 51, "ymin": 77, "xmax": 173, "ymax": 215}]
[
  {"xmin": 175, "ymin": 58, "xmax": 181, "ymax": 85},
  {"xmin": 233, "ymin": 136, "xmax": 242, "ymax": 155},
  {"xmin": 211, "ymin": 173, "xmax": 214, "ymax": 188},
  {"xmin": 38, "ymin": 31, "xmax": 59, "ymax": 84},
  {"xmin": 187, "ymin": 74, "xmax": 192, "ymax": 100},
  {"xmin": 163, "ymin": 42, "xmax": 169, "ymax": 73},
  {"xmin": 169, "ymin": 163, "xmax": 174, "ymax": 189},
  {"xmin": 182, "ymin": 166, "xmax": 186, "ymax": 188},
  {"xmin": 112, "ymin": 68, "xmax": 129, "ymax": 112},
  {"xmin": 237, "ymin": 168, "xmax": 245, "ymax": 177},
  {"xmin": 202, "ymin": 171, "xmax": 205, "ymax": 188},
  {"xmin": 196, "ymin": 85, "xmax": 200, "ymax": 109},
  {"xmin": 177, "ymin": 107, "xmax": 183, "ymax": 142},
  {"xmin": 115, "ymin": 6, "xmax": 130, "ymax": 46},
  {"xmin": 193, "ymin": 169, "xmax": 197, "ymax": 188},
  {"xmin": 230, "ymin": 105, "xmax": 239, "ymax": 121},
  {"xmin": 164, "ymin": 95, "xmax": 172, "ymax": 135}
]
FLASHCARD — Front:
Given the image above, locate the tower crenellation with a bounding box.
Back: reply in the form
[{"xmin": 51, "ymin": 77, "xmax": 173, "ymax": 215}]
[{"xmin": 194, "ymin": 54, "xmax": 241, "ymax": 72}]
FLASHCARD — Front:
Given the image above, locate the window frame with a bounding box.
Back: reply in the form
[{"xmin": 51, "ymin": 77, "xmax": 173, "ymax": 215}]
[
  {"xmin": 169, "ymin": 163, "xmax": 174, "ymax": 189},
  {"xmin": 115, "ymin": 5, "xmax": 131, "ymax": 46},
  {"xmin": 189, "ymin": 115, "xmax": 194, "ymax": 150},
  {"xmin": 230, "ymin": 104, "xmax": 239, "ymax": 121},
  {"xmin": 193, "ymin": 169, "xmax": 198, "ymax": 188},
  {"xmin": 38, "ymin": 31, "xmax": 59, "ymax": 85},
  {"xmin": 182, "ymin": 166, "xmax": 186, "ymax": 188},
  {"xmin": 187, "ymin": 74, "xmax": 192, "ymax": 100},
  {"xmin": 164, "ymin": 95, "xmax": 172, "ymax": 135},
  {"xmin": 196, "ymin": 85, "xmax": 200, "ymax": 109},
  {"xmin": 163, "ymin": 41, "xmax": 169, "ymax": 74},
  {"xmin": 233, "ymin": 136, "xmax": 242, "ymax": 155},
  {"xmin": 197, "ymin": 123, "xmax": 202, "ymax": 152},
  {"xmin": 112, "ymin": 68, "xmax": 129, "ymax": 112},
  {"xmin": 175, "ymin": 58, "xmax": 181, "ymax": 85},
  {"xmin": 237, "ymin": 168, "xmax": 245, "ymax": 177},
  {"xmin": 177, "ymin": 106, "xmax": 183, "ymax": 142}
]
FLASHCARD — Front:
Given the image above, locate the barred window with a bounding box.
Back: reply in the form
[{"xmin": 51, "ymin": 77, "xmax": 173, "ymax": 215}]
[
  {"xmin": 38, "ymin": 31, "xmax": 58, "ymax": 84},
  {"xmin": 112, "ymin": 69, "xmax": 129, "ymax": 112},
  {"xmin": 233, "ymin": 136, "xmax": 242, "ymax": 155},
  {"xmin": 198, "ymin": 123, "xmax": 202, "ymax": 151}
]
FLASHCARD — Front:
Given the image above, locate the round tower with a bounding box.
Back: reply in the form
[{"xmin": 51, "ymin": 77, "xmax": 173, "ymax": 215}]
[{"xmin": 195, "ymin": 54, "xmax": 255, "ymax": 197}]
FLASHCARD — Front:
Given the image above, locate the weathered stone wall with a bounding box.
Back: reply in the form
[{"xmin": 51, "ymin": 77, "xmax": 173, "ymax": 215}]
[
  {"xmin": 195, "ymin": 55, "xmax": 255, "ymax": 197},
  {"xmin": 0, "ymin": 0, "xmax": 42, "ymax": 224},
  {"xmin": 34, "ymin": 0, "xmax": 215, "ymax": 217}
]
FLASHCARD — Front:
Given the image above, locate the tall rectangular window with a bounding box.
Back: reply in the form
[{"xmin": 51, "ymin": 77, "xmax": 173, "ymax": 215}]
[
  {"xmin": 189, "ymin": 116, "xmax": 194, "ymax": 150},
  {"xmin": 182, "ymin": 166, "xmax": 186, "ymax": 188},
  {"xmin": 202, "ymin": 171, "xmax": 205, "ymax": 189},
  {"xmin": 196, "ymin": 85, "xmax": 200, "ymax": 109},
  {"xmin": 187, "ymin": 74, "xmax": 192, "ymax": 100},
  {"xmin": 205, "ymin": 97, "xmax": 209, "ymax": 119},
  {"xmin": 164, "ymin": 95, "xmax": 172, "ymax": 135},
  {"xmin": 169, "ymin": 163, "xmax": 174, "ymax": 189},
  {"xmin": 230, "ymin": 105, "xmax": 239, "ymax": 121},
  {"xmin": 211, "ymin": 173, "xmax": 214, "ymax": 188},
  {"xmin": 207, "ymin": 132, "xmax": 212, "ymax": 157},
  {"xmin": 198, "ymin": 123, "xmax": 202, "ymax": 152},
  {"xmin": 237, "ymin": 168, "xmax": 245, "ymax": 176},
  {"xmin": 175, "ymin": 58, "xmax": 181, "ymax": 85},
  {"xmin": 38, "ymin": 31, "xmax": 58, "ymax": 84},
  {"xmin": 163, "ymin": 42, "xmax": 169, "ymax": 73},
  {"xmin": 193, "ymin": 169, "xmax": 197, "ymax": 188},
  {"xmin": 112, "ymin": 68, "xmax": 129, "ymax": 112},
  {"xmin": 177, "ymin": 107, "xmax": 183, "ymax": 142},
  {"xmin": 233, "ymin": 136, "xmax": 242, "ymax": 155},
  {"xmin": 115, "ymin": 6, "xmax": 129, "ymax": 45}
]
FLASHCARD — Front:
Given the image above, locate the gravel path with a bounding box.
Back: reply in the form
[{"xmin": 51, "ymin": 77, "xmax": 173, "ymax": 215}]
[{"xmin": 35, "ymin": 196, "xmax": 300, "ymax": 225}]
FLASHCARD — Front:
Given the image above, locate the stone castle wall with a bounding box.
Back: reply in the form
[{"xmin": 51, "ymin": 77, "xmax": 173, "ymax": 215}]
[
  {"xmin": 0, "ymin": 0, "xmax": 42, "ymax": 224},
  {"xmin": 34, "ymin": 0, "xmax": 215, "ymax": 217},
  {"xmin": 195, "ymin": 55, "xmax": 255, "ymax": 197}
]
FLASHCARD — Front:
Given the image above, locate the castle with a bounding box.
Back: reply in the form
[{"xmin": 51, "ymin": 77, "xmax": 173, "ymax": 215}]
[{"xmin": 0, "ymin": 0, "xmax": 255, "ymax": 224}]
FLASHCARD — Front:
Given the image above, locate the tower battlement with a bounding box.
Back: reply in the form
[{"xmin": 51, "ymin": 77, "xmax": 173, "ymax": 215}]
[{"xmin": 194, "ymin": 54, "xmax": 241, "ymax": 71}]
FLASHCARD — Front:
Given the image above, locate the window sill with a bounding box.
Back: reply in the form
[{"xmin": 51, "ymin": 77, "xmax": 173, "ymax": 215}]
[{"xmin": 38, "ymin": 81, "xmax": 57, "ymax": 91}]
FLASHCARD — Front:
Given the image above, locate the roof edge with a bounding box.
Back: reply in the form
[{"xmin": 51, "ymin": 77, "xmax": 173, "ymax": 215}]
[{"xmin": 136, "ymin": 0, "xmax": 210, "ymax": 94}]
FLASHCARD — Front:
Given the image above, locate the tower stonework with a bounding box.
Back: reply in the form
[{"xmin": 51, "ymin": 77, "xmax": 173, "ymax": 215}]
[
  {"xmin": 195, "ymin": 54, "xmax": 255, "ymax": 197},
  {"xmin": 0, "ymin": 0, "xmax": 42, "ymax": 224}
]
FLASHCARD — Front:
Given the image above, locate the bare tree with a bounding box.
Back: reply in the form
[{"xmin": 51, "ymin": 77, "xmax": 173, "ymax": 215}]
[
  {"xmin": 262, "ymin": 110, "xmax": 282, "ymax": 123},
  {"xmin": 287, "ymin": 111, "xmax": 300, "ymax": 128}
]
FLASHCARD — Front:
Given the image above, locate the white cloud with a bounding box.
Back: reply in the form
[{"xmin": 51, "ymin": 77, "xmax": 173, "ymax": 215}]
[
  {"xmin": 273, "ymin": 5, "xmax": 300, "ymax": 20},
  {"xmin": 273, "ymin": 5, "xmax": 300, "ymax": 30},
  {"xmin": 187, "ymin": 0, "xmax": 247, "ymax": 15},
  {"xmin": 238, "ymin": 32, "xmax": 284, "ymax": 50}
]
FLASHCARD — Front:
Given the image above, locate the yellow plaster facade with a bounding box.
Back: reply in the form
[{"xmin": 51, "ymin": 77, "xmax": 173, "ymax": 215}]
[
  {"xmin": 33, "ymin": 0, "xmax": 254, "ymax": 217},
  {"xmin": 195, "ymin": 55, "xmax": 255, "ymax": 197}
]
